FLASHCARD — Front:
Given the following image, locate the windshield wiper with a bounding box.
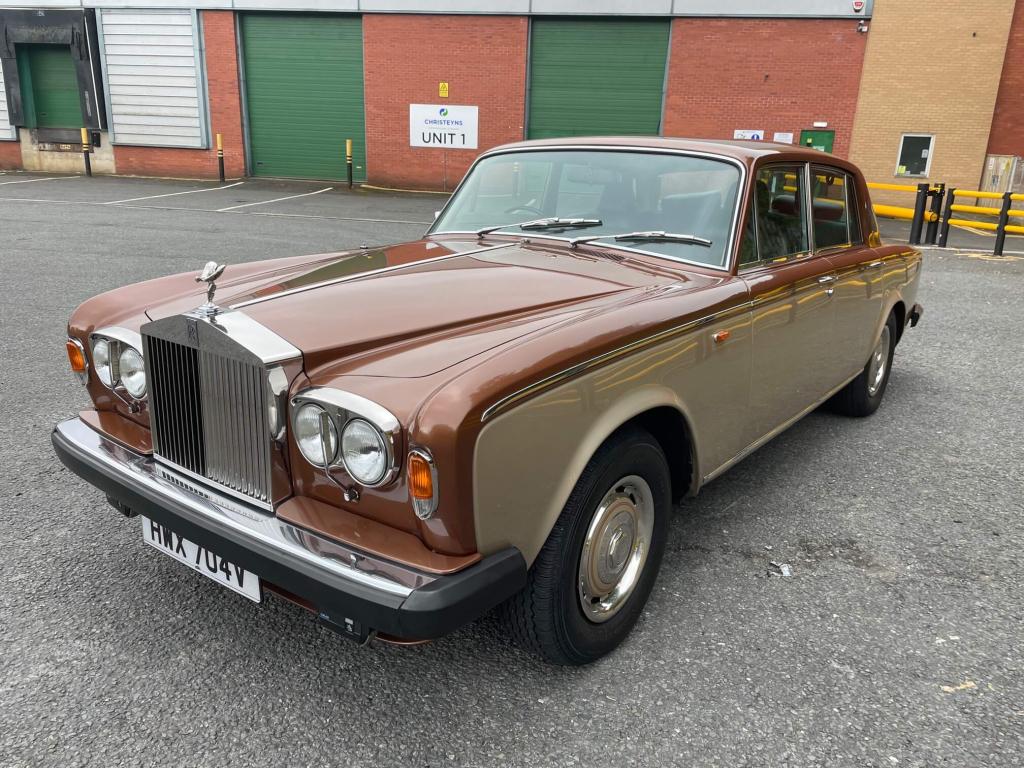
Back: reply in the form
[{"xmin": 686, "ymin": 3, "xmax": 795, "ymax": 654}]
[
  {"xmin": 569, "ymin": 231, "xmax": 712, "ymax": 249},
  {"xmin": 476, "ymin": 218, "xmax": 602, "ymax": 238}
]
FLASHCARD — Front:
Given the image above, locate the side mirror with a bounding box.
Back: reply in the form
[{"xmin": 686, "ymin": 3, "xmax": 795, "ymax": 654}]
[{"xmin": 433, "ymin": 211, "xmax": 441, "ymax": 220}]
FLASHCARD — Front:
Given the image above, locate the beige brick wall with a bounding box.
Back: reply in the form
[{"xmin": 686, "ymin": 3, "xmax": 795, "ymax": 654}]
[{"xmin": 849, "ymin": 0, "xmax": 1015, "ymax": 207}]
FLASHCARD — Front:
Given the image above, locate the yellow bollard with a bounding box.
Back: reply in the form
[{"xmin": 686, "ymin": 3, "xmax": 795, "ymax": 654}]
[
  {"xmin": 80, "ymin": 128, "xmax": 92, "ymax": 177},
  {"xmin": 345, "ymin": 138, "xmax": 353, "ymax": 189},
  {"xmin": 216, "ymin": 133, "xmax": 224, "ymax": 182}
]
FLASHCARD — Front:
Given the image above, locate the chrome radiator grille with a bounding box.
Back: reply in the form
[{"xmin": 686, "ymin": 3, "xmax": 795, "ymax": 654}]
[{"xmin": 145, "ymin": 335, "xmax": 272, "ymax": 506}]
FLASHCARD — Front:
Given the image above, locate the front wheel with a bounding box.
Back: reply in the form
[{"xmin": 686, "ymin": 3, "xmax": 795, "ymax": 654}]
[
  {"xmin": 501, "ymin": 427, "xmax": 671, "ymax": 665},
  {"xmin": 832, "ymin": 313, "xmax": 897, "ymax": 417}
]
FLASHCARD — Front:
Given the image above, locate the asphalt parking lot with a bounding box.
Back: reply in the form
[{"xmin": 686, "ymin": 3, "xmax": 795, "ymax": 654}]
[{"xmin": 2, "ymin": 172, "xmax": 1022, "ymax": 767}]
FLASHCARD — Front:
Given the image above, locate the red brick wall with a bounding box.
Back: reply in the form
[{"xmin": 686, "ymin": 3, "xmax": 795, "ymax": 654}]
[
  {"xmin": 663, "ymin": 19, "xmax": 867, "ymax": 157},
  {"xmin": 0, "ymin": 137, "xmax": 21, "ymax": 170},
  {"xmin": 987, "ymin": 0, "xmax": 1024, "ymax": 156},
  {"xmin": 363, "ymin": 15, "xmax": 527, "ymax": 191},
  {"xmin": 113, "ymin": 10, "xmax": 245, "ymax": 179}
]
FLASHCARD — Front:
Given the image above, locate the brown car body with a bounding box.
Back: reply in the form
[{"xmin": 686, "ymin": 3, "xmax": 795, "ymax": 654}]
[{"xmin": 53, "ymin": 137, "xmax": 923, "ymax": 647}]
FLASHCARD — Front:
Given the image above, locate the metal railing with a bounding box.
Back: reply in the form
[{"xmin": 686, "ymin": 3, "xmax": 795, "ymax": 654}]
[
  {"xmin": 937, "ymin": 188, "xmax": 1024, "ymax": 255},
  {"xmin": 868, "ymin": 181, "xmax": 1023, "ymax": 256}
]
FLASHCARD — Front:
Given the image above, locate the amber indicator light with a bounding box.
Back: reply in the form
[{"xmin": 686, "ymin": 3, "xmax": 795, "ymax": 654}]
[
  {"xmin": 66, "ymin": 340, "xmax": 87, "ymax": 373},
  {"xmin": 408, "ymin": 453, "xmax": 434, "ymax": 500}
]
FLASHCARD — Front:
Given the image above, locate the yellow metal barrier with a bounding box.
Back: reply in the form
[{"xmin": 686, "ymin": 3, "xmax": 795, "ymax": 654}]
[
  {"xmin": 874, "ymin": 204, "xmax": 937, "ymax": 222},
  {"xmin": 946, "ymin": 219, "xmax": 1024, "ymax": 235},
  {"xmin": 952, "ymin": 203, "xmax": 1024, "ymax": 218},
  {"xmin": 946, "ymin": 217, "xmax": 998, "ymax": 232},
  {"xmin": 950, "ymin": 189, "xmax": 1005, "ymax": 200},
  {"xmin": 868, "ymin": 182, "xmax": 921, "ymax": 193}
]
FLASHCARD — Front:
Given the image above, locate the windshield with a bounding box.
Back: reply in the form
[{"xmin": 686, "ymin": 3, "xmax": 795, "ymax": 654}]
[{"xmin": 430, "ymin": 149, "xmax": 742, "ymax": 268}]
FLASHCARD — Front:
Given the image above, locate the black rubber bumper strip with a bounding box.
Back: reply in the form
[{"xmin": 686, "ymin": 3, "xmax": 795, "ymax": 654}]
[{"xmin": 52, "ymin": 426, "xmax": 527, "ymax": 640}]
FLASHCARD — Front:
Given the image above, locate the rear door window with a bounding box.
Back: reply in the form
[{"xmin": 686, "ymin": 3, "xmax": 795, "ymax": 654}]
[
  {"xmin": 752, "ymin": 165, "xmax": 809, "ymax": 262},
  {"xmin": 811, "ymin": 167, "xmax": 860, "ymax": 249}
]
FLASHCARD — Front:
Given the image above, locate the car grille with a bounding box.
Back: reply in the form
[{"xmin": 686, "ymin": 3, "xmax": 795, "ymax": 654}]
[{"xmin": 144, "ymin": 335, "xmax": 273, "ymax": 506}]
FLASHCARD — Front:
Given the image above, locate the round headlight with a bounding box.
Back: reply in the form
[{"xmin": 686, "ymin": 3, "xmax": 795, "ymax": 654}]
[
  {"xmin": 92, "ymin": 338, "xmax": 113, "ymax": 387},
  {"xmin": 341, "ymin": 419, "xmax": 388, "ymax": 485},
  {"xmin": 118, "ymin": 346, "xmax": 147, "ymax": 399},
  {"xmin": 294, "ymin": 403, "xmax": 337, "ymax": 467}
]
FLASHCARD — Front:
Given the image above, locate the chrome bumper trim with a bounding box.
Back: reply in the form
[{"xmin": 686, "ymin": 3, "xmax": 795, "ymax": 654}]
[{"xmin": 55, "ymin": 418, "xmax": 430, "ymax": 598}]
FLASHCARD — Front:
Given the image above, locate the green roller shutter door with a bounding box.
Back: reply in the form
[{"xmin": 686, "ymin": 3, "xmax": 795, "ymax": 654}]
[
  {"xmin": 241, "ymin": 14, "xmax": 366, "ymax": 180},
  {"xmin": 16, "ymin": 45, "xmax": 83, "ymax": 129},
  {"xmin": 527, "ymin": 19, "xmax": 670, "ymax": 140}
]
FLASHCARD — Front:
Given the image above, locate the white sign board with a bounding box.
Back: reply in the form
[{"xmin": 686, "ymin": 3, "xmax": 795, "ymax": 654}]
[
  {"xmin": 733, "ymin": 129, "xmax": 764, "ymax": 141},
  {"xmin": 772, "ymin": 132, "xmax": 795, "ymax": 144},
  {"xmin": 410, "ymin": 104, "xmax": 478, "ymax": 149}
]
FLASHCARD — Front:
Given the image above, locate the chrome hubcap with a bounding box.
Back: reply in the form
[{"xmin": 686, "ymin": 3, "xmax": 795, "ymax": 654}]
[
  {"xmin": 578, "ymin": 475, "xmax": 655, "ymax": 623},
  {"xmin": 867, "ymin": 325, "xmax": 891, "ymax": 397}
]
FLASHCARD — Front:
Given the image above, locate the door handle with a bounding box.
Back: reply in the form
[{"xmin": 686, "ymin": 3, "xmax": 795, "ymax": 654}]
[
  {"xmin": 865, "ymin": 260, "xmax": 885, "ymax": 270},
  {"xmin": 817, "ymin": 275, "xmax": 838, "ymax": 284}
]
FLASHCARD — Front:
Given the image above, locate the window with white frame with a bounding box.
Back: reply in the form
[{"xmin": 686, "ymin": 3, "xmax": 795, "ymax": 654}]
[{"xmin": 895, "ymin": 134, "xmax": 934, "ymax": 177}]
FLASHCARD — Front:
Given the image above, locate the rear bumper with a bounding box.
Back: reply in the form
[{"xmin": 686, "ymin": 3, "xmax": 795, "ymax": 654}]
[{"xmin": 52, "ymin": 417, "xmax": 526, "ymax": 641}]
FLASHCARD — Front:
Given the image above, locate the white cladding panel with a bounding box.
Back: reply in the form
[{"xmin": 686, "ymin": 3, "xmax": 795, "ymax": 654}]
[
  {"xmin": 0, "ymin": 63, "xmax": 15, "ymax": 141},
  {"xmin": 98, "ymin": 9, "xmax": 207, "ymax": 147}
]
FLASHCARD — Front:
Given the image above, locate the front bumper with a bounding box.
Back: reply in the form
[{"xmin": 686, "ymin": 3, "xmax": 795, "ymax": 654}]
[{"xmin": 52, "ymin": 417, "xmax": 526, "ymax": 641}]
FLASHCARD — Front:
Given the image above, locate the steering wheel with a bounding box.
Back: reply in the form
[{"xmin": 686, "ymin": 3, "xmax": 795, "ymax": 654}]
[{"xmin": 504, "ymin": 205, "xmax": 544, "ymax": 216}]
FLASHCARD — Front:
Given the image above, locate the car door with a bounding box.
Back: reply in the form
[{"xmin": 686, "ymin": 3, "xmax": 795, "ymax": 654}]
[
  {"xmin": 810, "ymin": 166, "xmax": 888, "ymax": 383},
  {"xmin": 739, "ymin": 163, "xmax": 839, "ymax": 444}
]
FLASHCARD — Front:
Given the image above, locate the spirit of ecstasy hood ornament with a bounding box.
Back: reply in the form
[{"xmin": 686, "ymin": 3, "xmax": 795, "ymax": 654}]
[{"xmin": 195, "ymin": 261, "xmax": 226, "ymax": 317}]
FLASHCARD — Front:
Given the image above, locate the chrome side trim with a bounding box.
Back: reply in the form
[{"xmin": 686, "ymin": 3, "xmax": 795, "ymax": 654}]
[
  {"xmin": 230, "ymin": 243, "xmax": 519, "ymax": 311},
  {"xmin": 55, "ymin": 417, "xmax": 429, "ymax": 597},
  {"xmin": 701, "ymin": 371, "xmax": 859, "ymax": 486},
  {"xmin": 480, "ymin": 300, "xmax": 753, "ymax": 422}
]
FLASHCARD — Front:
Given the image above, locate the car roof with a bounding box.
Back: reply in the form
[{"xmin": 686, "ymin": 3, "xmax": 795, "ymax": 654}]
[{"xmin": 486, "ymin": 136, "xmax": 841, "ymax": 165}]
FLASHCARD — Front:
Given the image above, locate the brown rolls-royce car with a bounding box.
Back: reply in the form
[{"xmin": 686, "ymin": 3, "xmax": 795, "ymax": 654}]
[{"xmin": 53, "ymin": 137, "xmax": 923, "ymax": 665}]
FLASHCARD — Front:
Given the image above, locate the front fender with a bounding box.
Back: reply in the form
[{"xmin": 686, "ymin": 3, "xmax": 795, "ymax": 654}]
[{"xmin": 473, "ymin": 382, "xmax": 694, "ymax": 567}]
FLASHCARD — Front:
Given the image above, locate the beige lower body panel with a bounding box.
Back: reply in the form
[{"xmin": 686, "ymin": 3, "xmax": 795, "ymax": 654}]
[{"xmin": 473, "ymin": 315, "xmax": 752, "ymax": 566}]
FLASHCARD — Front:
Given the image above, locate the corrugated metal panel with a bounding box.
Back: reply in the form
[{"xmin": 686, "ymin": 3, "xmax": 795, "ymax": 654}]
[
  {"xmin": 528, "ymin": 19, "xmax": 670, "ymax": 140},
  {"xmin": 241, "ymin": 14, "xmax": 366, "ymax": 180},
  {"xmin": 98, "ymin": 9, "xmax": 207, "ymax": 148},
  {"xmin": 0, "ymin": 61, "xmax": 15, "ymax": 141}
]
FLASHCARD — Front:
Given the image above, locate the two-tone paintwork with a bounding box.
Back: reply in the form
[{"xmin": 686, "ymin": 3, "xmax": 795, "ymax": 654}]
[{"xmin": 65, "ymin": 137, "xmax": 921, "ymax": 571}]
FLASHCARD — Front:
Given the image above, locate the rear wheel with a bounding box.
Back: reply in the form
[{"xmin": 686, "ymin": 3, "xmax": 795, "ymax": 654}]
[
  {"xmin": 832, "ymin": 313, "xmax": 897, "ymax": 417},
  {"xmin": 501, "ymin": 427, "xmax": 671, "ymax": 665}
]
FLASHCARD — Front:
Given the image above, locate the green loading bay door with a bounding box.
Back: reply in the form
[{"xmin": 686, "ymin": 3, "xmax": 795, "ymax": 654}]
[
  {"xmin": 527, "ymin": 19, "xmax": 670, "ymax": 140},
  {"xmin": 15, "ymin": 44, "xmax": 83, "ymax": 129},
  {"xmin": 241, "ymin": 14, "xmax": 366, "ymax": 180}
]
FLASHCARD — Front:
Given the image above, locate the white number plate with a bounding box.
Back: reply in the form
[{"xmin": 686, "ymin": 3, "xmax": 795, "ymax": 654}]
[{"xmin": 141, "ymin": 516, "xmax": 261, "ymax": 603}]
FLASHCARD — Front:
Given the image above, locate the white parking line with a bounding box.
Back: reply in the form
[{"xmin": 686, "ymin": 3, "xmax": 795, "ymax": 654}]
[
  {"xmin": 0, "ymin": 195, "xmax": 431, "ymax": 225},
  {"xmin": 104, "ymin": 181, "xmax": 244, "ymax": 205},
  {"xmin": 216, "ymin": 187, "xmax": 332, "ymax": 212},
  {"xmin": 0, "ymin": 176, "xmax": 80, "ymax": 185}
]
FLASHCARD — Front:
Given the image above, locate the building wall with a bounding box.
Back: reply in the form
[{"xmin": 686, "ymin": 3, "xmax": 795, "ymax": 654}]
[
  {"xmin": 362, "ymin": 14, "xmax": 528, "ymax": 191},
  {"xmin": 0, "ymin": 135, "xmax": 22, "ymax": 168},
  {"xmin": 987, "ymin": 0, "xmax": 1024, "ymax": 157},
  {"xmin": 112, "ymin": 10, "xmax": 245, "ymax": 179},
  {"xmin": 849, "ymin": 0, "xmax": 1016, "ymax": 205},
  {"xmin": 663, "ymin": 18, "xmax": 867, "ymax": 157}
]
